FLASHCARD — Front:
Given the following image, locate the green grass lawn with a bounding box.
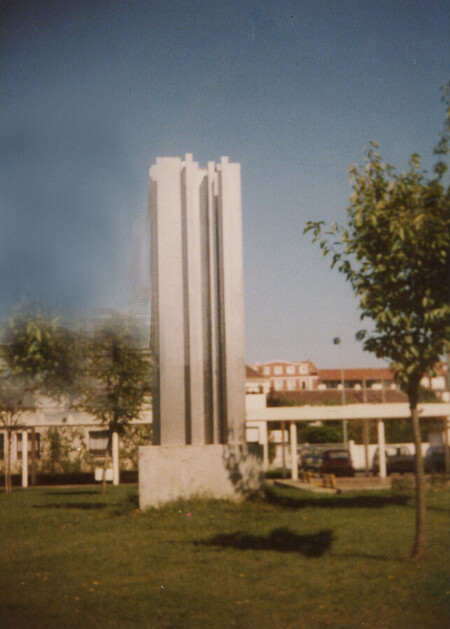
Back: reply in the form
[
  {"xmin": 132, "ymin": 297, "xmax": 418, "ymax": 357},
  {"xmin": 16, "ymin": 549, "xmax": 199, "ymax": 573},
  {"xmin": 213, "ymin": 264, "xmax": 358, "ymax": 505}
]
[{"xmin": 0, "ymin": 483, "xmax": 449, "ymax": 629}]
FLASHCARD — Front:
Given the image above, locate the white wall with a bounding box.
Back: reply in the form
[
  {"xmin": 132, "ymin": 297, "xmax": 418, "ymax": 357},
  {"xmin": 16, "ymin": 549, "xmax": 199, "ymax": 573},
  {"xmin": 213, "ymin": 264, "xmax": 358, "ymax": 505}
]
[{"xmin": 348, "ymin": 441, "xmax": 430, "ymax": 470}]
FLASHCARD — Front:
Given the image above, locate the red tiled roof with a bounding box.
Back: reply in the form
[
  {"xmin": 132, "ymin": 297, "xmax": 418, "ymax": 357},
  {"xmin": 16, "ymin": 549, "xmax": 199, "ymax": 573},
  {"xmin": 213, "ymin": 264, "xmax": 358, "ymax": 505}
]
[
  {"xmin": 318, "ymin": 368, "xmax": 394, "ymax": 381},
  {"xmin": 246, "ymin": 365, "xmax": 268, "ymax": 379},
  {"xmin": 251, "ymin": 361, "xmax": 447, "ymax": 382}
]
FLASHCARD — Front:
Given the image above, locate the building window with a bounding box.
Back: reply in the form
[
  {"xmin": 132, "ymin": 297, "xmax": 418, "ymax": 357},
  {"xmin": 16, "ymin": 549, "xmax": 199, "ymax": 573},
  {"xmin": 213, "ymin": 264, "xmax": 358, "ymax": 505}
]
[
  {"xmin": 274, "ymin": 379, "xmax": 283, "ymax": 391},
  {"xmin": 287, "ymin": 379, "xmax": 295, "ymax": 390},
  {"xmin": 299, "ymin": 364, "xmax": 308, "ymax": 375},
  {"xmin": 263, "ymin": 366, "xmax": 271, "ymax": 375},
  {"xmin": 89, "ymin": 430, "xmax": 109, "ymax": 456},
  {"xmin": 274, "ymin": 366, "xmax": 283, "ymax": 375},
  {"xmin": 286, "ymin": 365, "xmax": 295, "ymax": 375},
  {"xmin": 17, "ymin": 433, "xmax": 41, "ymax": 460}
]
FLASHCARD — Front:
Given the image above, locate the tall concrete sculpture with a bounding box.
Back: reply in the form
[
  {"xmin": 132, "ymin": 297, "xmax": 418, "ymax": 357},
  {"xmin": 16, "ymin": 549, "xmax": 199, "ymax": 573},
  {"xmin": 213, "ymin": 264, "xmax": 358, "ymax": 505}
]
[
  {"xmin": 139, "ymin": 155, "xmax": 261, "ymax": 508},
  {"xmin": 149, "ymin": 154, "xmax": 245, "ymax": 446}
]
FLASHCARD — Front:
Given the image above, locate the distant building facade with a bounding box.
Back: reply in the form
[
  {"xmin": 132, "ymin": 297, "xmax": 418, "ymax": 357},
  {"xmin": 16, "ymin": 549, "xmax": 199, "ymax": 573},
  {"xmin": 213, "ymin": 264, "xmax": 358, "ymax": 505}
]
[
  {"xmin": 420, "ymin": 362, "xmax": 449, "ymax": 401},
  {"xmin": 317, "ymin": 368, "xmax": 396, "ymax": 391},
  {"xmin": 250, "ymin": 360, "xmax": 319, "ymax": 392},
  {"xmin": 251, "ymin": 360, "xmax": 449, "ymax": 401},
  {"xmin": 245, "ymin": 365, "xmax": 271, "ymax": 395}
]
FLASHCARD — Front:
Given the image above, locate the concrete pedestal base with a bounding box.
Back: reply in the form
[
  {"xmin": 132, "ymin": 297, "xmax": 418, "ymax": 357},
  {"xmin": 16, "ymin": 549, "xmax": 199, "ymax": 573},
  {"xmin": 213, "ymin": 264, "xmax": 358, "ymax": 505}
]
[{"xmin": 139, "ymin": 444, "xmax": 263, "ymax": 509}]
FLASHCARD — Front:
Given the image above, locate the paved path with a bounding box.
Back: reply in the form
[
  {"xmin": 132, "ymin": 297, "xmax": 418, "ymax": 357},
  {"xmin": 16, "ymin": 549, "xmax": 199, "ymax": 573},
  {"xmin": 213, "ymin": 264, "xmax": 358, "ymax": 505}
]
[
  {"xmin": 273, "ymin": 475, "xmax": 392, "ymax": 494},
  {"xmin": 336, "ymin": 476, "xmax": 392, "ymax": 491}
]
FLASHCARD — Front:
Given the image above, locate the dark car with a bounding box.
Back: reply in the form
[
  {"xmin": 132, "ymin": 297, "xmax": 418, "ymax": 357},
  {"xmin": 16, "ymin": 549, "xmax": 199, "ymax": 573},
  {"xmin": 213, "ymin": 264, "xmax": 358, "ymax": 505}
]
[
  {"xmin": 424, "ymin": 446, "xmax": 448, "ymax": 473},
  {"xmin": 372, "ymin": 446, "xmax": 415, "ymax": 475},
  {"xmin": 298, "ymin": 447, "xmax": 323, "ymax": 472},
  {"xmin": 320, "ymin": 449, "xmax": 355, "ymax": 477}
]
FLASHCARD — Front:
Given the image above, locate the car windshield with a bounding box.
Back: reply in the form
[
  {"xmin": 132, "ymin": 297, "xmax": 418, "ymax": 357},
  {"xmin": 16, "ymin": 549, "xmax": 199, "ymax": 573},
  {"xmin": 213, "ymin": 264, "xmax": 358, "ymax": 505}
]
[
  {"xmin": 326, "ymin": 451, "xmax": 350, "ymax": 460},
  {"xmin": 374, "ymin": 447, "xmax": 397, "ymax": 458}
]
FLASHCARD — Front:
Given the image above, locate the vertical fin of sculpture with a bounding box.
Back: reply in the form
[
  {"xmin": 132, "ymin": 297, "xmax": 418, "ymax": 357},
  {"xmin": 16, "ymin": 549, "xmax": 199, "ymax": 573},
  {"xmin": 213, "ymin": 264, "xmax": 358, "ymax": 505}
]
[
  {"xmin": 149, "ymin": 155, "xmax": 245, "ymax": 446},
  {"xmin": 218, "ymin": 158, "xmax": 246, "ymax": 443}
]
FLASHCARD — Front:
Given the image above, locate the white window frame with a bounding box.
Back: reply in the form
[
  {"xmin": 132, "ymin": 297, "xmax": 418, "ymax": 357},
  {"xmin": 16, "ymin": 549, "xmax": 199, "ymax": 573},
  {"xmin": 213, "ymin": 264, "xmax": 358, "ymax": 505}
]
[
  {"xmin": 17, "ymin": 432, "xmax": 41, "ymax": 460},
  {"xmin": 89, "ymin": 430, "xmax": 109, "ymax": 456}
]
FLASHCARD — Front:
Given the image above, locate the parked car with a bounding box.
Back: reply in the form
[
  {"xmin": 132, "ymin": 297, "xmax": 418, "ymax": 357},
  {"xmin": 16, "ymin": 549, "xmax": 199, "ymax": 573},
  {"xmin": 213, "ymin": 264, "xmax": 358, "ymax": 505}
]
[
  {"xmin": 320, "ymin": 449, "xmax": 355, "ymax": 477},
  {"xmin": 424, "ymin": 446, "xmax": 448, "ymax": 473},
  {"xmin": 298, "ymin": 447, "xmax": 323, "ymax": 472},
  {"xmin": 372, "ymin": 446, "xmax": 415, "ymax": 475}
]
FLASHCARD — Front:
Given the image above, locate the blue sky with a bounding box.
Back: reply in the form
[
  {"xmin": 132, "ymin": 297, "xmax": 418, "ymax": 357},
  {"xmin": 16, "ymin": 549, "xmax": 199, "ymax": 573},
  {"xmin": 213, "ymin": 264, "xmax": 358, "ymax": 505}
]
[{"xmin": 1, "ymin": 0, "xmax": 449, "ymax": 366}]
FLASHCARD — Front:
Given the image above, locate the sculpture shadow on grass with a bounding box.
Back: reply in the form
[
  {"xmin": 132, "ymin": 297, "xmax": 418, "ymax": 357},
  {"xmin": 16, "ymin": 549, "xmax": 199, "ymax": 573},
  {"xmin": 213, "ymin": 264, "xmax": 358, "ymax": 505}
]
[
  {"xmin": 197, "ymin": 527, "xmax": 334, "ymax": 557},
  {"xmin": 264, "ymin": 485, "xmax": 411, "ymax": 510}
]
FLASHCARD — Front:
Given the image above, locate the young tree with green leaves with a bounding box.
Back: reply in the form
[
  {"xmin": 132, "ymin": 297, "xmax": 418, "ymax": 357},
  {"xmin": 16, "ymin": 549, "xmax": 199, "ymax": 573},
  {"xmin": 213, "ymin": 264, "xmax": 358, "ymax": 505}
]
[
  {"xmin": 0, "ymin": 310, "xmax": 86, "ymax": 491},
  {"xmin": 304, "ymin": 86, "xmax": 450, "ymax": 558},
  {"xmin": 75, "ymin": 315, "xmax": 151, "ymax": 494},
  {"xmin": 2, "ymin": 310, "xmax": 86, "ymax": 402}
]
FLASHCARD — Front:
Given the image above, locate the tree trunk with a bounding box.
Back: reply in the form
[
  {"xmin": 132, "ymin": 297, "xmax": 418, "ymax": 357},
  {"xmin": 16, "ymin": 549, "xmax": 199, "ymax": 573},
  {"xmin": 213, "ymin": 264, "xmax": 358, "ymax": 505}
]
[
  {"xmin": 410, "ymin": 396, "xmax": 427, "ymax": 559},
  {"xmin": 362, "ymin": 419, "xmax": 370, "ymax": 475},
  {"xmin": 444, "ymin": 416, "xmax": 449, "ymax": 475},
  {"xmin": 5, "ymin": 430, "xmax": 12, "ymax": 494},
  {"xmin": 101, "ymin": 432, "xmax": 112, "ymax": 495}
]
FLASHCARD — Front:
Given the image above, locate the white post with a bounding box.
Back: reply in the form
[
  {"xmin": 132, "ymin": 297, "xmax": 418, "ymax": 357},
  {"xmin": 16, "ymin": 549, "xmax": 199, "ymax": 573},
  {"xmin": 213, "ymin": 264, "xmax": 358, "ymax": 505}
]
[
  {"xmin": 279, "ymin": 421, "xmax": 285, "ymax": 476},
  {"xmin": 112, "ymin": 431, "xmax": 120, "ymax": 486},
  {"xmin": 377, "ymin": 419, "xmax": 387, "ymax": 479},
  {"xmin": 444, "ymin": 416, "xmax": 449, "ymax": 474},
  {"xmin": 22, "ymin": 430, "xmax": 28, "ymax": 488},
  {"xmin": 290, "ymin": 421, "xmax": 298, "ymax": 481},
  {"xmin": 260, "ymin": 421, "xmax": 269, "ymax": 472}
]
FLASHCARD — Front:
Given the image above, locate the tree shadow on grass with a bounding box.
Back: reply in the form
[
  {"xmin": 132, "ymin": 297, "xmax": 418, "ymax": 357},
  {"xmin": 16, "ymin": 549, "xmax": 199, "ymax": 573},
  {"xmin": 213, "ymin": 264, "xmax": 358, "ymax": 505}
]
[
  {"xmin": 112, "ymin": 492, "xmax": 139, "ymax": 515},
  {"xmin": 44, "ymin": 490, "xmax": 100, "ymax": 496},
  {"xmin": 197, "ymin": 527, "xmax": 334, "ymax": 557},
  {"xmin": 265, "ymin": 485, "xmax": 411, "ymax": 510},
  {"xmin": 33, "ymin": 502, "xmax": 106, "ymax": 510}
]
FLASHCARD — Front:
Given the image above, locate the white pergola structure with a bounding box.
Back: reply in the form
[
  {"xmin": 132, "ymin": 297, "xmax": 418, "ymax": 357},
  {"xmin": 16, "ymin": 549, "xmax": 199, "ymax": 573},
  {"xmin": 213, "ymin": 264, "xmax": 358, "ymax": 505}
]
[
  {"xmin": 16, "ymin": 404, "xmax": 152, "ymax": 488},
  {"xmin": 19, "ymin": 426, "xmax": 121, "ymax": 488},
  {"xmin": 246, "ymin": 403, "xmax": 450, "ymax": 480}
]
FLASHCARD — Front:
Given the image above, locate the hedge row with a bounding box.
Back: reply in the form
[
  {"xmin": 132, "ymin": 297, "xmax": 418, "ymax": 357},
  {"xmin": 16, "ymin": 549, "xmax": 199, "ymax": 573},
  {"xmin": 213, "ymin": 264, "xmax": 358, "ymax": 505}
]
[{"xmin": 0, "ymin": 470, "xmax": 139, "ymax": 486}]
